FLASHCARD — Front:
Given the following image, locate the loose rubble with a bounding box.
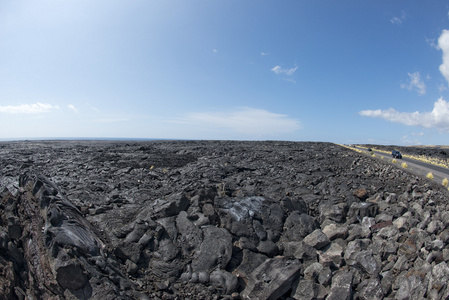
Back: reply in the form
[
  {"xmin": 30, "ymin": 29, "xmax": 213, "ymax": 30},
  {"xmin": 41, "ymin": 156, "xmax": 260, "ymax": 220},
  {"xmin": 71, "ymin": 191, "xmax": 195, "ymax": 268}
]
[{"xmin": 0, "ymin": 140, "xmax": 448, "ymax": 299}]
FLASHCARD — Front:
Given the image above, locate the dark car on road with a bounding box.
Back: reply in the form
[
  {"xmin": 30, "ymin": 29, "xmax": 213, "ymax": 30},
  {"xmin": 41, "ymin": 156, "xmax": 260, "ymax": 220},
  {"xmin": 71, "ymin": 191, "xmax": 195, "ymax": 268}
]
[{"xmin": 392, "ymin": 150, "xmax": 402, "ymax": 159}]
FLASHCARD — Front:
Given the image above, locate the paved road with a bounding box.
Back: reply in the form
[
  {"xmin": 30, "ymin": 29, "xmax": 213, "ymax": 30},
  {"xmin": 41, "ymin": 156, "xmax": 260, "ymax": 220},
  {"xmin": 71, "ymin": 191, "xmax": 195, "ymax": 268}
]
[{"xmin": 354, "ymin": 146, "xmax": 449, "ymax": 186}]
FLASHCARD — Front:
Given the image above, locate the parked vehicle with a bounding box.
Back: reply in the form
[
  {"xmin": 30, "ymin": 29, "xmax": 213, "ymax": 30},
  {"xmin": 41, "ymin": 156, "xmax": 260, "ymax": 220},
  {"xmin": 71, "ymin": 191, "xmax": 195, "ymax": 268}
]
[{"xmin": 392, "ymin": 150, "xmax": 402, "ymax": 159}]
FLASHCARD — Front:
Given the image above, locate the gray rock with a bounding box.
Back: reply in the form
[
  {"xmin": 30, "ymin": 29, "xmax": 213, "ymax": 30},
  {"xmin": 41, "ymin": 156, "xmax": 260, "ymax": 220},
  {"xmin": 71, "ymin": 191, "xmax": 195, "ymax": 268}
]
[
  {"xmin": 209, "ymin": 269, "xmax": 238, "ymax": 295},
  {"xmin": 176, "ymin": 211, "xmax": 203, "ymax": 255},
  {"xmin": 191, "ymin": 226, "xmax": 232, "ymax": 272},
  {"xmin": 283, "ymin": 241, "xmax": 317, "ymax": 268},
  {"xmin": 125, "ymin": 259, "xmax": 139, "ymax": 275},
  {"xmin": 236, "ymin": 236, "xmax": 258, "ymax": 252},
  {"xmin": 361, "ymin": 216, "xmax": 375, "ymax": 231},
  {"xmin": 319, "ymin": 242, "xmax": 343, "ymax": 268},
  {"xmin": 303, "ymin": 229, "xmax": 331, "ymax": 250},
  {"xmin": 322, "ymin": 223, "xmax": 348, "ymax": 241},
  {"xmin": 430, "ymin": 239, "xmax": 445, "ymax": 251},
  {"xmin": 352, "ymin": 250, "xmax": 380, "ymax": 276},
  {"xmin": 375, "ymin": 212, "xmax": 393, "ymax": 223},
  {"xmin": 235, "ymin": 249, "xmax": 268, "ymax": 278},
  {"xmin": 438, "ymin": 228, "xmax": 449, "ymax": 244},
  {"xmin": 291, "ymin": 279, "xmax": 321, "ymax": 300},
  {"xmin": 392, "ymin": 255, "xmax": 410, "ymax": 274},
  {"xmin": 318, "ymin": 267, "xmax": 333, "ymax": 286},
  {"xmin": 281, "ymin": 212, "xmax": 319, "ymax": 243},
  {"xmin": 242, "ymin": 256, "xmax": 302, "ymax": 300},
  {"xmin": 7, "ymin": 216, "xmax": 21, "ymax": 240},
  {"xmin": 150, "ymin": 193, "xmax": 190, "ymax": 218},
  {"xmin": 346, "ymin": 224, "xmax": 370, "ymax": 241},
  {"xmin": 252, "ymin": 219, "xmax": 267, "ymax": 241},
  {"xmin": 394, "ymin": 272, "xmax": 428, "ymax": 300},
  {"xmin": 260, "ymin": 202, "xmax": 285, "ymax": 241},
  {"xmin": 114, "ymin": 241, "xmax": 142, "ymax": 263},
  {"xmin": 319, "ymin": 201, "xmax": 348, "ymax": 223},
  {"xmin": 393, "ymin": 216, "xmax": 409, "ymax": 232},
  {"xmin": 148, "ymin": 258, "xmax": 184, "ymax": 278},
  {"xmin": 54, "ymin": 256, "xmax": 88, "ymax": 290},
  {"xmin": 372, "ymin": 238, "xmax": 397, "ymax": 260},
  {"xmin": 398, "ymin": 238, "xmax": 419, "ymax": 261},
  {"xmin": 389, "ymin": 202, "xmax": 408, "ymax": 218},
  {"xmin": 427, "ymin": 262, "xmax": 449, "ymax": 299},
  {"xmin": 156, "ymin": 239, "xmax": 180, "ymax": 262},
  {"xmin": 440, "ymin": 211, "xmax": 449, "ymax": 227},
  {"xmin": 216, "ymin": 196, "xmax": 261, "ymax": 238},
  {"xmin": 376, "ymin": 225, "xmax": 399, "ymax": 240},
  {"xmin": 280, "ymin": 196, "xmax": 308, "ymax": 214},
  {"xmin": 426, "ymin": 220, "xmax": 443, "ymax": 235},
  {"xmin": 343, "ymin": 239, "xmax": 370, "ymax": 266},
  {"xmin": 380, "ymin": 270, "xmax": 394, "ymax": 294},
  {"xmin": 357, "ymin": 278, "xmax": 384, "ymax": 300},
  {"xmin": 257, "ymin": 240, "xmax": 279, "ymax": 257},
  {"xmin": 304, "ymin": 262, "xmax": 323, "ymax": 281},
  {"xmin": 326, "ymin": 270, "xmax": 353, "ymax": 300},
  {"xmin": 348, "ymin": 201, "xmax": 379, "ymax": 219},
  {"xmin": 124, "ymin": 222, "xmax": 149, "ymax": 244}
]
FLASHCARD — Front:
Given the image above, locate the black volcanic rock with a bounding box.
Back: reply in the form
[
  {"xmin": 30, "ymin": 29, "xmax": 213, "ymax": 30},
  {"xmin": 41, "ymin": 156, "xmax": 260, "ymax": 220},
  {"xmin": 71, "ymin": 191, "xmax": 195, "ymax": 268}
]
[{"xmin": 0, "ymin": 140, "xmax": 449, "ymax": 299}]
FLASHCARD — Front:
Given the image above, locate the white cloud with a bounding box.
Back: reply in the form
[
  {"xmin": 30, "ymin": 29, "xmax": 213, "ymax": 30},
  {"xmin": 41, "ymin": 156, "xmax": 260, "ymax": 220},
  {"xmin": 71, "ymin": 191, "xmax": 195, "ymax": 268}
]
[
  {"xmin": 0, "ymin": 102, "xmax": 59, "ymax": 114},
  {"xmin": 212, "ymin": 49, "xmax": 218, "ymax": 53},
  {"xmin": 411, "ymin": 132, "xmax": 424, "ymax": 136},
  {"xmin": 359, "ymin": 97, "xmax": 449, "ymax": 131},
  {"xmin": 179, "ymin": 107, "xmax": 301, "ymax": 136},
  {"xmin": 400, "ymin": 135, "xmax": 422, "ymax": 146},
  {"xmin": 271, "ymin": 65, "xmax": 298, "ymax": 76},
  {"xmin": 390, "ymin": 11, "xmax": 406, "ymax": 24},
  {"xmin": 426, "ymin": 37, "xmax": 439, "ymax": 50},
  {"xmin": 438, "ymin": 29, "xmax": 449, "ymax": 84},
  {"xmin": 68, "ymin": 104, "xmax": 79, "ymax": 113},
  {"xmin": 260, "ymin": 52, "xmax": 269, "ymax": 56},
  {"xmin": 400, "ymin": 71, "xmax": 426, "ymax": 95}
]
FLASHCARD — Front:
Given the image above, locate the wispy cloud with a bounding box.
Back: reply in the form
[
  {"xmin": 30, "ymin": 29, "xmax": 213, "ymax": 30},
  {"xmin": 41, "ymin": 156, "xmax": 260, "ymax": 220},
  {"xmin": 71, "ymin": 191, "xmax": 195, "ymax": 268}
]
[
  {"xmin": 260, "ymin": 52, "xmax": 269, "ymax": 56},
  {"xmin": 179, "ymin": 107, "xmax": 301, "ymax": 136},
  {"xmin": 0, "ymin": 102, "xmax": 59, "ymax": 114},
  {"xmin": 271, "ymin": 65, "xmax": 298, "ymax": 76},
  {"xmin": 212, "ymin": 49, "xmax": 218, "ymax": 53},
  {"xmin": 438, "ymin": 29, "xmax": 449, "ymax": 84},
  {"xmin": 390, "ymin": 11, "xmax": 406, "ymax": 24},
  {"xmin": 400, "ymin": 135, "xmax": 422, "ymax": 146},
  {"xmin": 68, "ymin": 104, "xmax": 79, "ymax": 113},
  {"xmin": 400, "ymin": 71, "xmax": 426, "ymax": 95},
  {"xmin": 426, "ymin": 37, "xmax": 439, "ymax": 50},
  {"xmin": 411, "ymin": 132, "xmax": 424, "ymax": 136},
  {"xmin": 359, "ymin": 97, "xmax": 449, "ymax": 132}
]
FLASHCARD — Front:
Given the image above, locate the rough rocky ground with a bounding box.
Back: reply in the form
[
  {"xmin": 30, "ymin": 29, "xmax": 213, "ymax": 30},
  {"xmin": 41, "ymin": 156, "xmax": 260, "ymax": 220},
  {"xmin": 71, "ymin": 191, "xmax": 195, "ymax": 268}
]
[{"xmin": 1, "ymin": 140, "xmax": 449, "ymax": 299}]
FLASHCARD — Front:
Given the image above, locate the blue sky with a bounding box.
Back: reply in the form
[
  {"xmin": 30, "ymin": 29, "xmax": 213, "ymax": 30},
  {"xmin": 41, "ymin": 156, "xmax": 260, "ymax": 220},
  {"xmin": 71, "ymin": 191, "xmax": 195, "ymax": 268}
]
[{"xmin": 1, "ymin": 1, "xmax": 449, "ymax": 144}]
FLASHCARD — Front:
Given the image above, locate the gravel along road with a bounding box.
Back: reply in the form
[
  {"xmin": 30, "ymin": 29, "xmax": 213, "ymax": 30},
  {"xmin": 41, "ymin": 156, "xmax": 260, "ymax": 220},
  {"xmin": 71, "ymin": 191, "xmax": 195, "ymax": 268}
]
[{"xmin": 353, "ymin": 146, "xmax": 449, "ymax": 188}]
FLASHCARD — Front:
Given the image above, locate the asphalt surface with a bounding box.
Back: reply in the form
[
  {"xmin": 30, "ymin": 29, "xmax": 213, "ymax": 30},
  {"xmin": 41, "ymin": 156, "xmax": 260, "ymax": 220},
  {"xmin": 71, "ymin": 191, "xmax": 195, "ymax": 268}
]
[{"xmin": 354, "ymin": 146, "xmax": 449, "ymax": 187}]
